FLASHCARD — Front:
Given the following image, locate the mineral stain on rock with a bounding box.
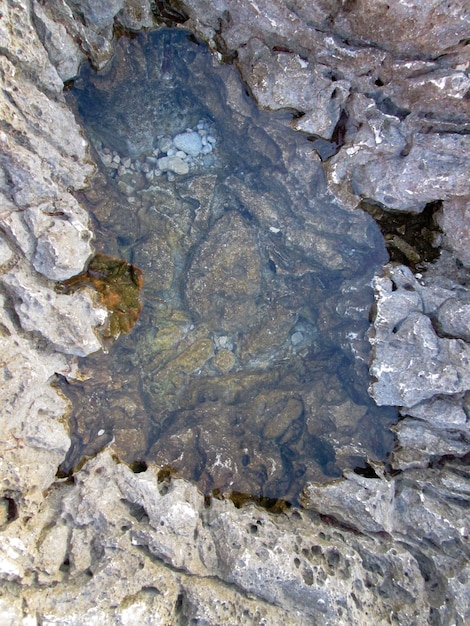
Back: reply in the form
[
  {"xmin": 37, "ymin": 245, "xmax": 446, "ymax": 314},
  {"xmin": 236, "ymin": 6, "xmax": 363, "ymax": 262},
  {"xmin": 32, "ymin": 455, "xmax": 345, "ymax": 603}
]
[{"xmin": 61, "ymin": 28, "xmax": 397, "ymax": 503}]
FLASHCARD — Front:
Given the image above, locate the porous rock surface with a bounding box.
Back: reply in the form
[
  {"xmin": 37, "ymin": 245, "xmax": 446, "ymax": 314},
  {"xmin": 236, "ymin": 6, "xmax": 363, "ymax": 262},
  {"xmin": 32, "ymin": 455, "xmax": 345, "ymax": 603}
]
[{"xmin": 0, "ymin": 1, "xmax": 469, "ymax": 625}]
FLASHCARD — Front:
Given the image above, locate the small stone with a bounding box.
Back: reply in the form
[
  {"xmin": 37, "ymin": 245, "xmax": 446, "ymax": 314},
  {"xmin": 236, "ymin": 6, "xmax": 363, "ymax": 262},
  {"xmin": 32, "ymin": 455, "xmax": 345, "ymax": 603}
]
[
  {"xmin": 291, "ymin": 331, "xmax": 304, "ymax": 346},
  {"xmin": 101, "ymin": 153, "xmax": 113, "ymax": 166},
  {"xmin": 159, "ymin": 136, "xmax": 173, "ymax": 153},
  {"xmin": 117, "ymin": 181, "xmax": 134, "ymax": 196},
  {"xmin": 112, "ymin": 154, "xmax": 120, "ymax": 164},
  {"xmin": 157, "ymin": 156, "xmax": 189, "ymax": 175},
  {"xmin": 173, "ymin": 131, "xmax": 203, "ymax": 157},
  {"xmin": 213, "ymin": 349, "xmax": 236, "ymax": 373}
]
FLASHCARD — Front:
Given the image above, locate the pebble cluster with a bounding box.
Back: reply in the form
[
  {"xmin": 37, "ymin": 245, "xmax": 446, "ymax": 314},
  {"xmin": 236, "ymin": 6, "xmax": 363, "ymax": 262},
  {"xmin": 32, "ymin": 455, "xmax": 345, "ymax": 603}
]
[{"xmin": 96, "ymin": 119, "xmax": 217, "ymax": 196}]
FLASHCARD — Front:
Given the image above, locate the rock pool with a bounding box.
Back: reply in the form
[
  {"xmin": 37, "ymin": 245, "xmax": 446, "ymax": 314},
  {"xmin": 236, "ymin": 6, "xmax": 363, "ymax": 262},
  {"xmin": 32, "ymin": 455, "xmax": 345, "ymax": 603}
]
[{"xmin": 62, "ymin": 28, "xmax": 397, "ymax": 503}]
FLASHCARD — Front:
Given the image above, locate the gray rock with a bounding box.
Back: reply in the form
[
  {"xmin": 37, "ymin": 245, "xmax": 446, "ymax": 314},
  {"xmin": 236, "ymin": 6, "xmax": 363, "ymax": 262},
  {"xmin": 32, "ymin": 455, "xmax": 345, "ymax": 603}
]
[
  {"xmin": 24, "ymin": 201, "xmax": 93, "ymax": 281},
  {"xmin": 437, "ymin": 197, "xmax": 470, "ymax": 268},
  {"xmin": 238, "ymin": 40, "xmax": 350, "ymax": 138},
  {"xmin": 331, "ymin": 0, "xmax": 470, "ymax": 57},
  {"xmin": 369, "ymin": 265, "xmax": 470, "ymax": 407},
  {"xmin": 405, "ymin": 396, "xmax": 468, "ymax": 429},
  {"xmin": 391, "ymin": 418, "xmax": 470, "ymax": 470},
  {"xmin": 32, "ymin": 0, "xmax": 85, "ymax": 80},
  {"xmin": 2, "ymin": 265, "xmax": 107, "ymax": 356},
  {"xmin": 437, "ymin": 296, "xmax": 470, "ymax": 342},
  {"xmin": 351, "ymin": 134, "xmax": 470, "ymax": 212},
  {"xmin": 67, "ymin": 0, "xmax": 125, "ymax": 31},
  {"xmin": 2, "ymin": 1, "xmax": 470, "ymax": 624}
]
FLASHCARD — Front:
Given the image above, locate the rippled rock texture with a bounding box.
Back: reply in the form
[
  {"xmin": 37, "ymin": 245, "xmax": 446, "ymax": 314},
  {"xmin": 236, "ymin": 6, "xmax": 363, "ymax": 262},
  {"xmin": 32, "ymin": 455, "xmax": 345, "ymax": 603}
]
[{"xmin": 1, "ymin": 1, "xmax": 470, "ymax": 624}]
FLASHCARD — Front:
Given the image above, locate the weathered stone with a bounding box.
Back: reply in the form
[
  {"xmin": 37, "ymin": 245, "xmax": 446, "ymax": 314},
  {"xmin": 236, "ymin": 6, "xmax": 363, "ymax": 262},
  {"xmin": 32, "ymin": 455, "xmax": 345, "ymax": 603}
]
[
  {"xmin": 238, "ymin": 40, "xmax": 350, "ymax": 138},
  {"xmin": 116, "ymin": 0, "xmax": 155, "ymax": 30},
  {"xmin": 2, "ymin": 1, "xmax": 470, "ymax": 624},
  {"xmin": 437, "ymin": 296, "xmax": 470, "ymax": 342},
  {"xmin": 437, "ymin": 196, "xmax": 470, "ymax": 267},
  {"xmin": 24, "ymin": 201, "xmax": 93, "ymax": 281},
  {"xmin": 2, "ymin": 264, "xmax": 107, "ymax": 356},
  {"xmin": 67, "ymin": 0, "xmax": 125, "ymax": 31},
  {"xmin": 157, "ymin": 155, "xmax": 190, "ymax": 175},
  {"xmin": 32, "ymin": 0, "xmax": 85, "ymax": 81},
  {"xmin": 331, "ymin": 0, "xmax": 470, "ymax": 58},
  {"xmin": 351, "ymin": 134, "xmax": 470, "ymax": 212},
  {"xmin": 369, "ymin": 265, "xmax": 470, "ymax": 407}
]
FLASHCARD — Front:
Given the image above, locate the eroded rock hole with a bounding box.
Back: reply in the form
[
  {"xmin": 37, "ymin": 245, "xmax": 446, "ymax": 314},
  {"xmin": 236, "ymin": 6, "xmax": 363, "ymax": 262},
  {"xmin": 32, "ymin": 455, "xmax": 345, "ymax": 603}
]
[{"xmin": 61, "ymin": 27, "xmax": 397, "ymax": 503}]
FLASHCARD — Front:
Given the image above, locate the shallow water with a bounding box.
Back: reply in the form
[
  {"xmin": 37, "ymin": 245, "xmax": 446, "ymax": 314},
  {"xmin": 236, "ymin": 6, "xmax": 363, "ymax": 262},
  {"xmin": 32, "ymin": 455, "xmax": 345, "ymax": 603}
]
[{"xmin": 62, "ymin": 28, "xmax": 397, "ymax": 503}]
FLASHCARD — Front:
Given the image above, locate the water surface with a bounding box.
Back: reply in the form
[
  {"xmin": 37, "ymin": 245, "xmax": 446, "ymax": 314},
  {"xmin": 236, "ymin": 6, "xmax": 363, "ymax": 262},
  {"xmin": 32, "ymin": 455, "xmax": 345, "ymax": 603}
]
[{"xmin": 62, "ymin": 28, "xmax": 397, "ymax": 503}]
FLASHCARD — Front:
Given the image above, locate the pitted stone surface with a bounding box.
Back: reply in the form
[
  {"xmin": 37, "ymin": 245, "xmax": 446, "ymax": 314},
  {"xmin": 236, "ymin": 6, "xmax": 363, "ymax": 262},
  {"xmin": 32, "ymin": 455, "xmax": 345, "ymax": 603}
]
[{"xmin": 1, "ymin": 1, "xmax": 470, "ymax": 625}]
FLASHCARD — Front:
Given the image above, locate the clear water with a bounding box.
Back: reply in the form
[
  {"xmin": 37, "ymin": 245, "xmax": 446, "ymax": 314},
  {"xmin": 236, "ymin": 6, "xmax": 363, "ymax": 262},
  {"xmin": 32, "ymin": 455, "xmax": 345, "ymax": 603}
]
[{"xmin": 62, "ymin": 28, "xmax": 397, "ymax": 503}]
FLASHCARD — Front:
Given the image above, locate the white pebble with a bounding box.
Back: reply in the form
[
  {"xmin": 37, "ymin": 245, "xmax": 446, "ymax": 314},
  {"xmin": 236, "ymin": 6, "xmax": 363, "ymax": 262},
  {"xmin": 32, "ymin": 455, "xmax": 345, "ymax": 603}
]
[
  {"xmin": 101, "ymin": 153, "xmax": 113, "ymax": 166},
  {"xmin": 97, "ymin": 429, "xmax": 105, "ymax": 436},
  {"xmin": 112, "ymin": 154, "xmax": 120, "ymax": 164},
  {"xmin": 291, "ymin": 331, "xmax": 304, "ymax": 346},
  {"xmin": 173, "ymin": 131, "xmax": 203, "ymax": 157}
]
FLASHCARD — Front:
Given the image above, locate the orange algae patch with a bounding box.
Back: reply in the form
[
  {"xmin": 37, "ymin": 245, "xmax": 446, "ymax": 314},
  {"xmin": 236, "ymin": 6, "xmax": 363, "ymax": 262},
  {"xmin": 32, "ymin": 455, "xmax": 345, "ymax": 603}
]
[{"xmin": 57, "ymin": 253, "xmax": 143, "ymax": 339}]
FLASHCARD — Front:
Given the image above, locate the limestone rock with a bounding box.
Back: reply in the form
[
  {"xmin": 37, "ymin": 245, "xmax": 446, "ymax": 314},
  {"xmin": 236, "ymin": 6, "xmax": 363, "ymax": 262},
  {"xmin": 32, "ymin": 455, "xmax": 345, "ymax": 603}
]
[
  {"xmin": 24, "ymin": 200, "xmax": 93, "ymax": 281},
  {"xmin": 2, "ymin": 1, "xmax": 470, "ymax": 624},
  {"xmin": 332, "ymin": 0, "xmax": 470, "ymax": 58},
  {"xmin": 351, "ymin": 134, "xmax": 470, "ymax": 212},
  {"xmin": 67, "ymin": 0, "xmax": 126, "ymax": 31},
  {"xmin": 2, "ymin": 264, "xmax": 107, "ymax": 356},
  {"xmin": 238, "ymin": 40, "xmax": 350, "ymax": 138},
  {"xmin": 437, "ymin": 296, "xmax": 470, "ymax": 342},
  {"xmin": 32, "ymin": 0, "xmax": 85, "ymax": 81},
  {"xmin": 437, "ymin": 197, "xmax": 470, "ymax": 267},
  {"xmin": 173, "ymin": 131, "xmax": 203, "ymax": 157},
  {"xmin": 369, "ymin": 265, "xmax": 470, "ymax": 407}
]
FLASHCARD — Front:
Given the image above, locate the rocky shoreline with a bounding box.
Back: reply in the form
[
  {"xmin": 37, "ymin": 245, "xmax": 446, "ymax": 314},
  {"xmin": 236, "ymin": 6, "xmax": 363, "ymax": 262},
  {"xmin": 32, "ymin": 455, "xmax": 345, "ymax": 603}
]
[{"xmin": 1, "ymin": 1, "xmax": 469, "ymax": 624}]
